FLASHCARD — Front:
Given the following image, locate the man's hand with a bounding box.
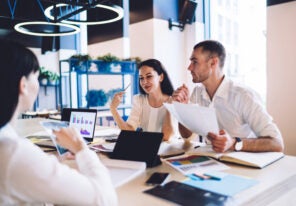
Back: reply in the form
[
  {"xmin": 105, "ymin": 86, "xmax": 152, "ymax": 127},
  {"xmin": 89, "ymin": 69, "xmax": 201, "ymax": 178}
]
[
  {"xmin": 207, "ymin": 130, "xmax": 236, "ymax": 153},
  {"xmin": 172, "ymin": 84, "xmax": 190, "ymax": 103}
]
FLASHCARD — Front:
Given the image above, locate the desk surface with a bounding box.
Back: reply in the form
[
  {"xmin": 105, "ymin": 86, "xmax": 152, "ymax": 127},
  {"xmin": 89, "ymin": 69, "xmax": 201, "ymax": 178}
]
[
  {"xmin": 116, "ymin": 155, "xmax": 296, "ymax": 206},
  {"xmin": 16, "ymin": 118, "xmax": 296, "ymax": 206}
]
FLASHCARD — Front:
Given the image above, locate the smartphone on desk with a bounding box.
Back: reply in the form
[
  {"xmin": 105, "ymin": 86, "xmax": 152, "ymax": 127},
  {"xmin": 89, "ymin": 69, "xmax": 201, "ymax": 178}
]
[{"xmin": 145, "ymin": 172, "xmax": 170, "ymax": 186}]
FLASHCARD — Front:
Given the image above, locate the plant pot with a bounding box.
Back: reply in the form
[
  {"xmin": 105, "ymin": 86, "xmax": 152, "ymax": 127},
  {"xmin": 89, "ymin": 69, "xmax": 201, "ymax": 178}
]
[
  {"xmin": 49, "ymin": 79, "xmax": 59, "ymax": 85},
  {"xmin": 40, "ymin": 78, "xmax": 48, "ymax": 86}
]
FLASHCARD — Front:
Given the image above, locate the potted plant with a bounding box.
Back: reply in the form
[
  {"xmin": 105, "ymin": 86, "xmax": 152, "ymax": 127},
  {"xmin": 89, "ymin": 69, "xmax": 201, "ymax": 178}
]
[
  {"xmin": 96, "ymin": 53, "xmax": 121, "ymax": 72},
  {"xmin": 39, "ymin": 67, "xmax": 49, "ymax": 85},
  {"xmin": 69, "ymin": 54, "xmax": 92, "ymax": 72},
  {"xmin": 122, "ymin": 57, "xmax": 142, "ymax": 65},
  {"xmin": 122, "ymin": 57, "xmax": 142, "ymax": 72},
  {"xmin": 48, "ymin": 71, "xmax": 60, "ymax": 85},
  {"xmin": 38, "ymin": 67, "xmax": 60, "ymax": 86}
]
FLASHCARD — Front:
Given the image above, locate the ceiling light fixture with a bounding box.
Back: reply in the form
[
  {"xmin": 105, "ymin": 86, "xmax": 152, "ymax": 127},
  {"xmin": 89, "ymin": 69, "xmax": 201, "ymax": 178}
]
[
  {"xmin": 14, "ymin": 21, "xmax": 80, "ymax": 36},
  {"xmin": 44, "ymin": 3, "xmax": 124, "ymax": 25}
]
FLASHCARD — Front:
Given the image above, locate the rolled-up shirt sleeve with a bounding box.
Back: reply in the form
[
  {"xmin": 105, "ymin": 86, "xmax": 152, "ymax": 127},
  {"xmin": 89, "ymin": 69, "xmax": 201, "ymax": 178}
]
[{"xmin": 240, "ymin": 91, "xmax": 283, "ymax": 140}]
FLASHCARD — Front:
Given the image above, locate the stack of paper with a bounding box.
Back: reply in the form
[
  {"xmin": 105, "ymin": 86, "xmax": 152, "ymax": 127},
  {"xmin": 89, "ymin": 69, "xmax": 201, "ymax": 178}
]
[{"xmin": 164, "ymin": 102, "xmax": 219, "ymax": 136}]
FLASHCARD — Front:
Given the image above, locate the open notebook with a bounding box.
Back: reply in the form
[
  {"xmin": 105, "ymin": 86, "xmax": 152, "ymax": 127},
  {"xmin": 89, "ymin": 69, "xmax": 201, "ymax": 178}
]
[{"xmin": 188, "ymin": 146, "xmax": 284, "ymax": 168}]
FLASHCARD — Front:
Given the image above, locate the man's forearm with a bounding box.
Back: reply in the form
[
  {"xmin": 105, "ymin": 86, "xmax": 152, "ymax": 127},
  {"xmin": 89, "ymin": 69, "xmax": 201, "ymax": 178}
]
[{"xmin": 237, "ymin": 136, "xmax": 284, "ymax": 152}]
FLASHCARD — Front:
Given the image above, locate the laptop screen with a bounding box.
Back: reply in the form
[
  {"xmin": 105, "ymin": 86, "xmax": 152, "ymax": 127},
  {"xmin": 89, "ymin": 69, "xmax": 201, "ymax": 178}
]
[{"xmin": 66, "ymin": 109, "xmax": 97, "ymax": 142}]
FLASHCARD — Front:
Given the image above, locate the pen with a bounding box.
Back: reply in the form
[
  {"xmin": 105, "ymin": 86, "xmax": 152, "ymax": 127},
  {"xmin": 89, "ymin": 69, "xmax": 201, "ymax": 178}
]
[
  {"xmin": 123, "ymin": 83, "xmax": 131, "ymax": 91},
  {"xmin": 160, "ymin": 152, "xmax": 185, "ymax": 159},
  {"xmin": 105, "ymin": 138, "xmax": 117, "ymax": 143},
  {"xmin": 194, "ymin": 145, "xmax": 200, "ymax": 149},
  {"xmin": 186, "ymin": 174, "xmax": 201, "ymax": 181}
]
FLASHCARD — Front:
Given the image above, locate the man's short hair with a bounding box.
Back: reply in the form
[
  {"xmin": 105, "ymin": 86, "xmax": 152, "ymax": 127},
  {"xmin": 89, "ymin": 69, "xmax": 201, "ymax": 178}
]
[{"xmin": 194, "ymin": 40, "xmax": 226, "ymax": 68}]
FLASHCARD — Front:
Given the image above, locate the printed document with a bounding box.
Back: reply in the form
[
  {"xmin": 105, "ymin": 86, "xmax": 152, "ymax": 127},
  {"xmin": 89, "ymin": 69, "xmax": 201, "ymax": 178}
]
[
  {"xmin": 165, "ymin": 155, "xmax": 229, "ymax": 175},
  {"xmin": 164, "ymin": 101, "xmax": 219, "ymax": 136}
]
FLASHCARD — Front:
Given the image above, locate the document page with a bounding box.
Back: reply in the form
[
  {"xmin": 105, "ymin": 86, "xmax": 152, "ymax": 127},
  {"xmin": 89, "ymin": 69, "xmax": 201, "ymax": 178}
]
[{"xmin": 164, "ymin": 102, "xmax": 219, "ymax": 136}]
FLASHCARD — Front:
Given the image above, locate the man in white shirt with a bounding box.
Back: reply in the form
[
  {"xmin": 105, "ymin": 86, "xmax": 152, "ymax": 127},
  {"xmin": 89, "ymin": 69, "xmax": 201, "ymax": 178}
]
[{"xmin": 172, "ymin": 40, "xmax": 284, "ymax": 153}]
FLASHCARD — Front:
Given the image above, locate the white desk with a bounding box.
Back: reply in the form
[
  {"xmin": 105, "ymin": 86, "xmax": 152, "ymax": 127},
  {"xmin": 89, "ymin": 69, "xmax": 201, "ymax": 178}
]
[
  {"xmin": 115, "ymin": 155, "xmax": 296, "ymax": 206},
  {"xmin": 16, "ymin": 118, "xmax": 296, "ymax": 206}
]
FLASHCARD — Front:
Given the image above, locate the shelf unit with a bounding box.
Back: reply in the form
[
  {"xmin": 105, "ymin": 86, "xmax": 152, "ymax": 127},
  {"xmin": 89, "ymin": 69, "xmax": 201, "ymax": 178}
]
[{"xmin": 59, "ymin": 59, "xmax": 139, "ymax": 117}]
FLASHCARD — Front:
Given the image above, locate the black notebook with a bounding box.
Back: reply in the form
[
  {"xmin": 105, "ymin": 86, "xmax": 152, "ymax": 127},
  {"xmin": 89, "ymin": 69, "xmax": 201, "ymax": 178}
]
[{"xmin": 144, "ymin": 181, "xmax": 228, "ymax": 206}]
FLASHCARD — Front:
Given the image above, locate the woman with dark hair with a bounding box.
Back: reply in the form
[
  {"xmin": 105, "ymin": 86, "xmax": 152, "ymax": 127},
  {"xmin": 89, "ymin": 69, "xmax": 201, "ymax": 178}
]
[
  {"xmin": 110, "ymin": 59, "xmax": 174, "ymax": 141},
  {"xmin": 0, "ymin": 40, "xmax": 117, "ymax": 205}
]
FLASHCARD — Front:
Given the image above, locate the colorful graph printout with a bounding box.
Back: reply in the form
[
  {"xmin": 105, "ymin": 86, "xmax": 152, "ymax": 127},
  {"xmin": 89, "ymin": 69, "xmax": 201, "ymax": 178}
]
[{"xmin": 166, "ymin": 155, "xmax": 229, "ymax": 175}]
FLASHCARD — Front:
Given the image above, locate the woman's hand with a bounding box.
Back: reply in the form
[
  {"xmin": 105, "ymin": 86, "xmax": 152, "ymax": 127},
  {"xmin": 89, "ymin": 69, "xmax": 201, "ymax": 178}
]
[
  {"xmin": 110, "ymin": 91, "xmax": 124, "ymax": 111},
  {"xmin": 53, "ymin": 127, "xmax": 87, "ymax": 155}
]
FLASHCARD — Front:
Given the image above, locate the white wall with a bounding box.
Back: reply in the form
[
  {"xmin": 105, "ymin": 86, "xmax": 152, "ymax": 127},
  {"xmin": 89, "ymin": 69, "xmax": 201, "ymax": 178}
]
[
  {"xmin": 130, "ymin": 19, "xmax": 155, "ymax": 60},
  {"xmin": 31, "ymin": 48, "xmax": 60, "ymax": 73},
  {"xmin": 267, "ymin": 1, "xmax": 296, "ymax": 155},
  {"xmin": 129, "ymin": 18, "xmax": 204, "ymax": 90},
  {"xmin": 153, "ymin": 19, "xmax": 185, "ymax": 89},
  {"xmin": 88, "ymin": 38, "xmax": 126, "ymax": 58}
]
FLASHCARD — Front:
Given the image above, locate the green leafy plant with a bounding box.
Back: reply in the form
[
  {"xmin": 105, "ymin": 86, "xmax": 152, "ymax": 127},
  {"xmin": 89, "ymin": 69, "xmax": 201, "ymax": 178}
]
[
  {"xmin": 122, "ymin": 57, "xmax": 142, "ymax": 66},
  {"xmin": 69, "ymin": 54, "xmax": 92, "ymax": 72},
  {"xmin": 95, "ymin": 54, "xmax": 141, "ymax": 72},
  {"xmin": 38, "ymin": 67, "xmax": 60, "ymax": 84},
  {"xmin": 96, "ymin": 53, "xmax": 120, "ymax": 62},
  {"xmin": 70, "ymin": 54, "xmax": 92, "ymax": 61}
]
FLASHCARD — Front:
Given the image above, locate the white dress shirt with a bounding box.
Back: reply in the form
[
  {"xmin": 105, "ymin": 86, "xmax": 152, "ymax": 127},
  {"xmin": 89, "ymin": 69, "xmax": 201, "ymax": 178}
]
[
  {"xmin": 127, "ymin": 94, "xmax": 167, "ymax": 132},
  {"xmin": 0, "ymin": 124, "xmax": 117, "ymax": 206},
  {"xmin": 190, "ymin": 77, "xmax": 282, "ymax": 140}
]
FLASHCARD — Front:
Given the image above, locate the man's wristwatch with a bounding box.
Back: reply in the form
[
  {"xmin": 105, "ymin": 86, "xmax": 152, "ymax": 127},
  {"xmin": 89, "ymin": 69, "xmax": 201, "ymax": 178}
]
[{"xmin": 234, "ymin": 137, "xmax": 243, "ymax": 151}]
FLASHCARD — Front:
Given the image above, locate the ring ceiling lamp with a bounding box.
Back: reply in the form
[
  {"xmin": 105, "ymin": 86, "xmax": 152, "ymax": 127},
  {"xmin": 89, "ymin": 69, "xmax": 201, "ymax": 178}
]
[
  {"xmin": 44, "ymin": 3, "xmax": 124, "ymax": 25},
  {"xmin": 14, "ymin": 21, "xmax": 80, "ymax": 36}
]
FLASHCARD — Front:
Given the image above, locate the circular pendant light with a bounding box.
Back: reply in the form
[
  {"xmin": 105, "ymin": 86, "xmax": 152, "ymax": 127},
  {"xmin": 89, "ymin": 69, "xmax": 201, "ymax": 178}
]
[
  {"xmin": 14, "ymin": 21, "xmax": 80, "ymax": 36},
  {"xmin": 44, "ymin": 3, "xmax": 124, "ymax": 25}
]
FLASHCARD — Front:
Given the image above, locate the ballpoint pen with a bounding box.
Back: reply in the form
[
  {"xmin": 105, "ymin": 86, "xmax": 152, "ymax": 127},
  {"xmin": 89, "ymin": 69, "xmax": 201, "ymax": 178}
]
[{"xmin": 123, "ymin": 83, "xmax": 131, "ymax": 91}]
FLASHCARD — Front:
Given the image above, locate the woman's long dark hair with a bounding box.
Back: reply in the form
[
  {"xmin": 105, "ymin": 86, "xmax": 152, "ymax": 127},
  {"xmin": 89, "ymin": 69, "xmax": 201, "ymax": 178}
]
[
  {"xmin": 138, "ymin": 59, "xmax": 174, "ymax": 95},
  {"xmin": 0, "ymin": 39, "xmax": 39, "ymax": 128}
]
